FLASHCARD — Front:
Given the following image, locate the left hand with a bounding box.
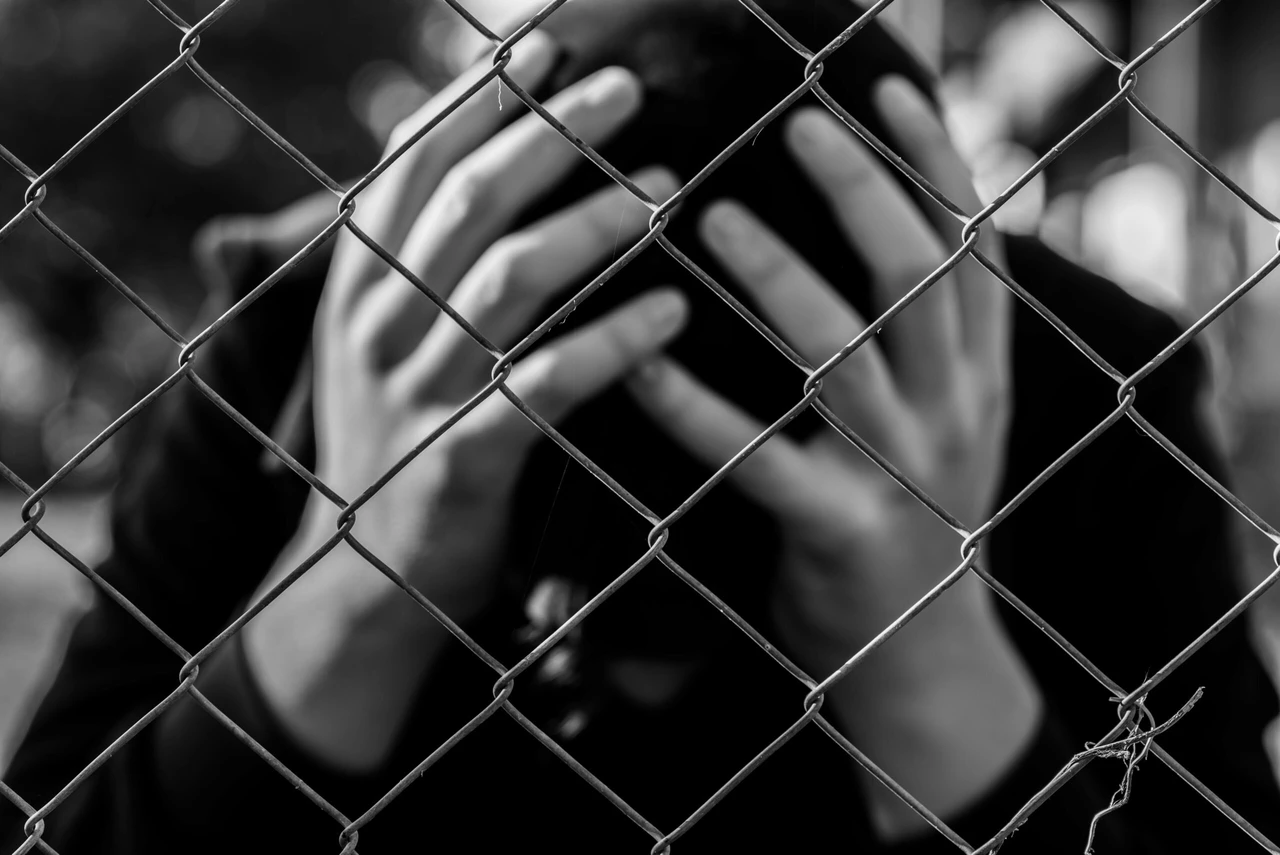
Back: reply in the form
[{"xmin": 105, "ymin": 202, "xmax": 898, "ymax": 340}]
[{"xmin": 626, "ymin": 76, "xmax": 1040, "ymax": 836}]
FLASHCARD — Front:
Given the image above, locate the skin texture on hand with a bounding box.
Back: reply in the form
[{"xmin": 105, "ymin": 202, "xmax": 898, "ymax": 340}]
[
  {"xmin": 248, "ymin": 3, "xmax": 1040, "ymax": 829},
  {"xmin": 243, "ymin": 34, "xmax": 688, "ymax": 773},
  {"xmin": 626, "ymin": 76, "xmax": 1041, "ymax": 839}
]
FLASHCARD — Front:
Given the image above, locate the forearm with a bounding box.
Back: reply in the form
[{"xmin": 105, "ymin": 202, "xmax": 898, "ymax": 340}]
[
  {"xmin": 243, "ymin": 529, "xmax": 453, "ymax": 774},
  {"xmin": 790, "ymin": 575, "xmax": 1042, "ymax": 842}
]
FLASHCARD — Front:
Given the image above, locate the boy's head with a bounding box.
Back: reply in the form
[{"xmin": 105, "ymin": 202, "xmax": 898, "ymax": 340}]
[{"xmin": 494, "ymin": 0, "xmax": 938, "ymax": 662}]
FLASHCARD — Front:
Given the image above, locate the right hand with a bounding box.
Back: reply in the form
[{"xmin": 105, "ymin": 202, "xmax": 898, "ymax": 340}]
[{"xmin": 244, "ymin": 31, "xmax": 684, "ymax": 770}]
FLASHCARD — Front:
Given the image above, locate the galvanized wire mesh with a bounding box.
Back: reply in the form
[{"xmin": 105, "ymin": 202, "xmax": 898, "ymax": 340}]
[{"xmin": 4, "ymin": 0, "xmax": 1280, "ymax": 852}]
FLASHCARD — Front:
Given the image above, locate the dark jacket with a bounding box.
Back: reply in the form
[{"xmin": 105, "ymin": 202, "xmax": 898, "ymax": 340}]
[
  {"xmin": 5, "ymin": 1, "xmax": 1280, "ymax": 848},
  {"xmin": 3, "ymin": 184, "xmax": 1279, "ymax": 852}
]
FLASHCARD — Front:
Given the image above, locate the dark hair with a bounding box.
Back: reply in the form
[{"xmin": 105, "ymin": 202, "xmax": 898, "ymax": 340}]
[{"xmin": 502, "ymin": 1, "xmax": 936, "ymax": 659}]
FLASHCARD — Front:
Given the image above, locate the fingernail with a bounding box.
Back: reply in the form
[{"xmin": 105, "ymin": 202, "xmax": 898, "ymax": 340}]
[
  {"xmin": 508, "ymin": 30, "xmax": 557, "ymax": 76},
  {"xmin": 583, "ymin": 66, "xmax": 641, "ymax": 109},
  {"xmin": 703, "ymin": 202, "xmax": 751, "ymax": 248},
  {"xmin": 874, "ymin": 75, "xmax": 933, "ymax": 123},
  {"xmin": 648, "ymin": 291, "xmax": 688, "ymax": 333},
  {"xmin": 628, "ymin": 358, "xmax": 665, "ymax": 389},
  {"xmin": 702, "ymin": 202, "xmax": 768, "ymax": 268},
  {"xmin": 633, "ymin": 167, "xmax": 680, "ymax": 204},
  {"xmin": 788, "ymin": 109, "xmax": 844, "ymax": 155}
]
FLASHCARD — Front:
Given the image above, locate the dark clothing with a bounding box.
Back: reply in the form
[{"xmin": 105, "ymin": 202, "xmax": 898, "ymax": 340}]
[{"xmin": 4, "ymin": 186, "xmax": 1280, "ymax": 853}]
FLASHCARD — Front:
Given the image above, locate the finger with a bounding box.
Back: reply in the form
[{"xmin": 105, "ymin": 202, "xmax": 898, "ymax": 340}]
[
  {"xmin": 397, "ymin": 168, "xmax": 680, "ymax": 401},
  {"xmin": 698, "ymin": 200, "xmax": 903, "ymax": 446},
  {"xmin": 874, "ymin": 76, "xmax": 1010, "ymax": 381},
  {"xmin": 364, "ymin": 66, "xmax": 645, "ymax": 370},
  {"xmin": 327, "ymin": 31, "xmax": 558, "ymax": 310},
  {"xmin": 624, "ymin": 358, "xmax": 814, "ymax": 522},
  {"xmin": 485, "ymin": 289, "xmax": 689, "ymax": 444},
  {"xmin": 785, "ymin": 108, "xmax": 961, "ymax": 401}
]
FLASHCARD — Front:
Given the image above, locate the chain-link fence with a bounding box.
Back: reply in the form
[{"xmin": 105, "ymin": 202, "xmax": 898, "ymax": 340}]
[{"xmin": 3, "ymin": 0, "xmax": 1280, "ymax": 852}]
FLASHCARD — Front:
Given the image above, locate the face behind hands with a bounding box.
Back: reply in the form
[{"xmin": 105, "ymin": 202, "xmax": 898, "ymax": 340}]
[
  {"xmin": 247, "ymin": 0, "xmax": 1024, "ymax": 803},
  {"xmin": 485, "ymin": 0, "xmax": 942, "ymax": 667}
]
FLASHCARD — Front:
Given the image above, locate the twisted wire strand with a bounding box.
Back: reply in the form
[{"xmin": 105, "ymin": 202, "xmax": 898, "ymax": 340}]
[{"xmin": 4, "ymin": 0, "xmax": 1280, "ymax": 852}]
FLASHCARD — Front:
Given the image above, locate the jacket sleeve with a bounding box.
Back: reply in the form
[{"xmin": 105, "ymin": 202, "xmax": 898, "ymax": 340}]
[
  {"xmin": 887, "ymin": 240, "xmax": 1280, "ymax": 854},
  {"xmin": 984, "ymin": 236, "xmax": 1280, "ymax": 853},
  {"xmin": 1106, "ymin": 331, "xmax": 1280, "ymax": 852},
  {"xmin": 0, "ymin": 197, "xmax": 366, "ymax": 853}
]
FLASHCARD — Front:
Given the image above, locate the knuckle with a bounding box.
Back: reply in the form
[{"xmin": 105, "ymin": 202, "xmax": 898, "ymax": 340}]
[
  {"xmin": 976, "ymin": 377, "xmax": 1012, "ymax": 431},
  {"xmin": 727, "ymin": 230, "xmax": 792, "ymax": 287},
  {"xmin": 659, "ymin": 369, "xmax": 692, "ymax": 411},
  {"xmin": 386, "ymin": 90, "xmax": 454, "ymax": 152},
  {"xmin": 958, "ymin": 365, "xmax": 1010, "ymax": 424},
  {"xmin": 386, "ymin": 115, "xmax": 422, "ymax": 154},
  {"xmin": 584, "ymin": 197, "xmax": 624, "ymax": 245},
  {"xmin": 346, "ymin": 316, "xmax": 381, "ymax": 366},
  {"xmin": 607, "ymin": 312, "xmax": 657, "ymax": 363},
  {"xmin": 976, "ymin": 362, "xmax": 1010, "ymax": 403},
  {"xmin": 472, "ymin": 238, "xmax": 532, "ymax": 311},
  {"xmin": 910, "ymin": 119, "xmax": 950, "ymax": 156},
  {"xmin": 932, "ymin": 420, "xmax": 971, "ymax": 469},
  {"xmin": 526, "ymin": 121, "xmax": 566, "ymax": 164},
  {"xmin": 520, "ymin": 351, "xmax": 576, "ymax": 413},
  {"xmin": 750, "ymin": 239, "xmax": 794, "ymax": 285},
  {"xmin": 925, "ymin": 130, "xmax": 962, "ymax": 169},
  {"xmin": 927, "ymin": 383, "xmax": 1006, "ymax": 471},
  {"xmin": 437, "ymin": 162, "xmax": 495, "ymax": 224},
  {"xmin": 385, "ymin": 115, "xmax": 416, "ymax": 152},
  {"xmin": 343, "ymin": 288, "xmax": 395, "ymax": 368},
  {"xmin": 888, "ymin": 262, "xmax": 941, "ymax": 296},
  {"xmin": 830, "ymin": 158, "xmax": 879, "ymax": 195}
]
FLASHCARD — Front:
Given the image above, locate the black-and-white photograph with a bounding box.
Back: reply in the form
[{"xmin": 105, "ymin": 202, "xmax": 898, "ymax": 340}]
[{"xmin": 3, "ymin": 0, "xmax": 1280, "ymax": 852}]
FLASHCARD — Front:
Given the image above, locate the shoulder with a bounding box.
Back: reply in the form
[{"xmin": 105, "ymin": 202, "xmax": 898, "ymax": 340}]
[
  {"xmin": 996, "ymin": 236, "xmax": 1237, "ymax": 684},
  {"xmin": 1004, "ymin": 234, "xmax": 1206, "ymax": 392},
  {"xmin": 1002, "ymin": 234, "xmax": 1212, "ymax": 476},
  {"xmin": 1000, "ymin": 234, "xmax": 1220, "ymax": 515}
]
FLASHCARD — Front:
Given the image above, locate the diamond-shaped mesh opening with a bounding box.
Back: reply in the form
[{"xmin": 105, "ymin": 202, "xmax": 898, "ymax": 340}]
[{"xmin": 3, "ymin": 0, "xmax": 1280, "ymax": 853}]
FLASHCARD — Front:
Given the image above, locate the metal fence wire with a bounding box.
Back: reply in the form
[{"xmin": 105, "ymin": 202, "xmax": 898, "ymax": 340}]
[{"xmin": 4, "ymin": 0, "xmax": 1280, "ymax": 852}]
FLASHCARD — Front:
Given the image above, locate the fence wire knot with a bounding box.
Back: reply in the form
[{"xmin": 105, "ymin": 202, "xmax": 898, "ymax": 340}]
[
  {"xmin": 4, "ymin": 0, "xmax": 1280, "ymax": 853},
  {"xmin": 1077, "ymin": 687, "xmax": 1205, "ymax": 854}
]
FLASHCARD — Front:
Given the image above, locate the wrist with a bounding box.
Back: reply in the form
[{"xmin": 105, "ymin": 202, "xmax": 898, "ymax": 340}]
[
  {"xmin": 242, "ymin": 522, "xmax": 452, "ymax": 773},
  {"xmin": 785, "ymin": 575, "xmax": 1043, "ymax": 840},
  {"xmin": 778, "ymin": 572, "xmax": 1005, "ymax": 679}
]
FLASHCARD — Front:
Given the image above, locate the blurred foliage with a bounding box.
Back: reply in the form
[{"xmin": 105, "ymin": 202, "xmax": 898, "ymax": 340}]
[{"xmin": 0, "ymin": 0, "xmax": 455, "ymax": 489}]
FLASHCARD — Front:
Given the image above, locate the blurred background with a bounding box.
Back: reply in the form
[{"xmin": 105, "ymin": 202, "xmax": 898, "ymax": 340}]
[{"xmin": 3, "ymin": 0, "xmax": 1280, "ymax": 772}]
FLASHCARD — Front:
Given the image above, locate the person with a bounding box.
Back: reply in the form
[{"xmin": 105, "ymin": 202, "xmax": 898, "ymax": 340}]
[{"xmin": 4, "ymin": 1, "xmax": 1279, "ymax": 852}]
